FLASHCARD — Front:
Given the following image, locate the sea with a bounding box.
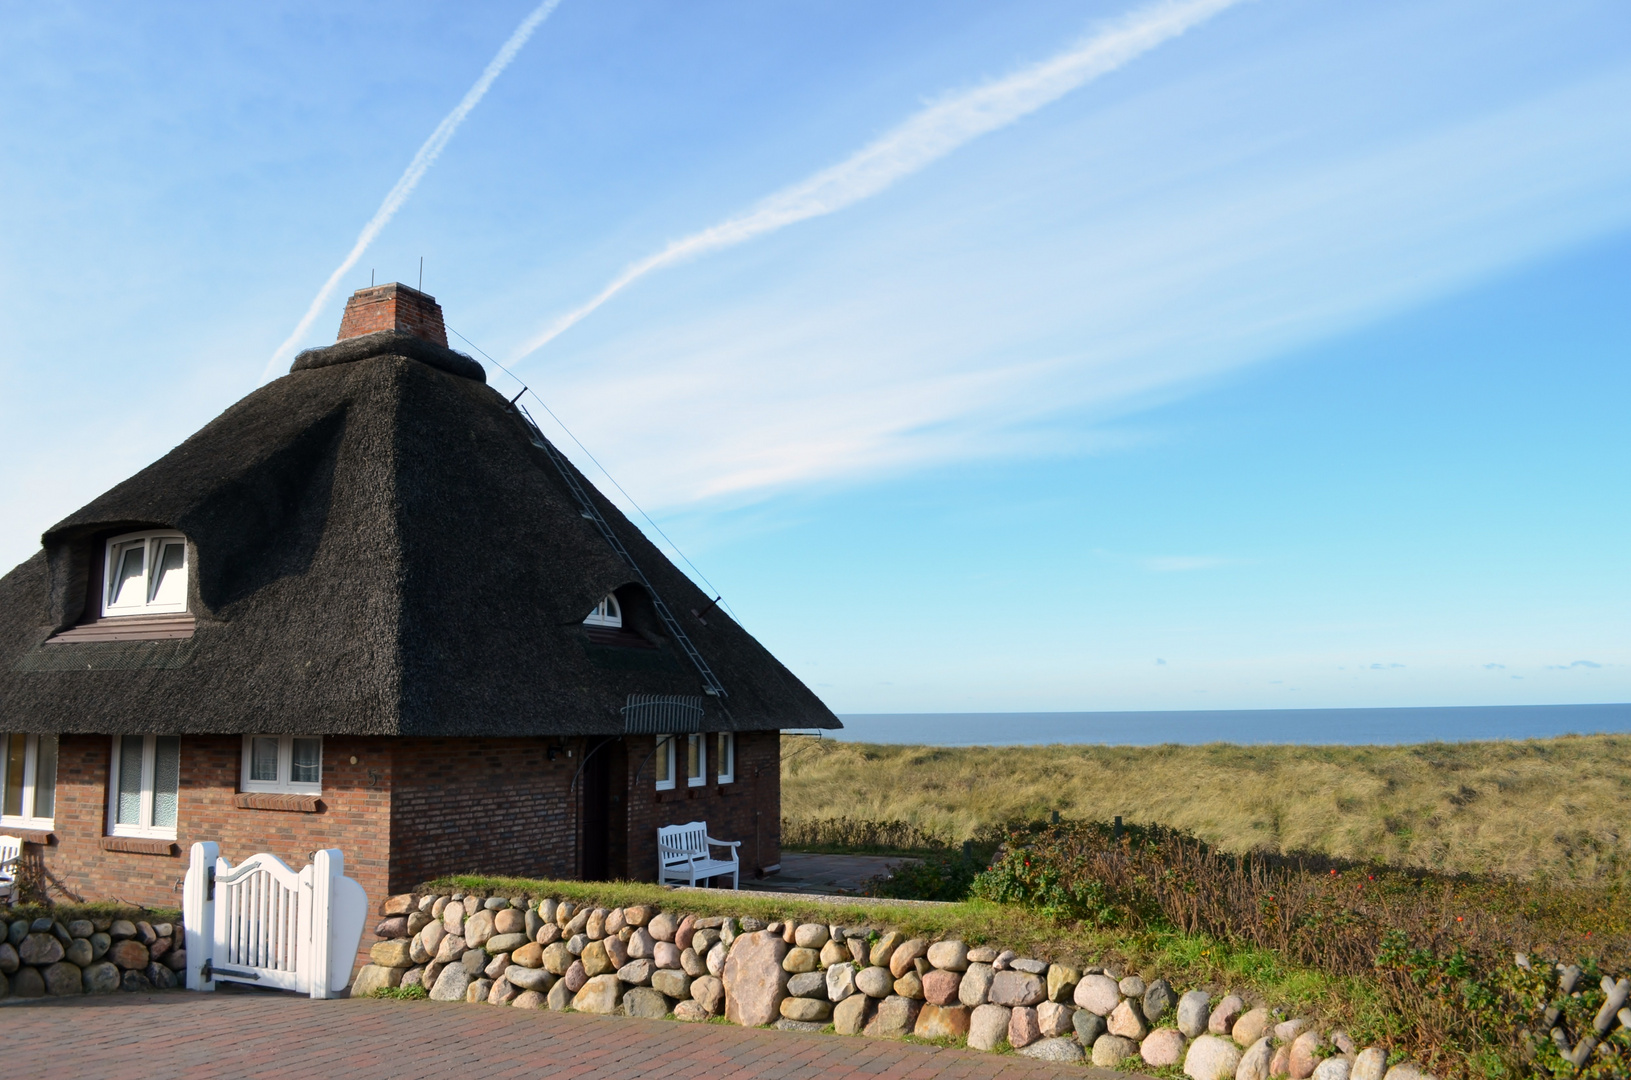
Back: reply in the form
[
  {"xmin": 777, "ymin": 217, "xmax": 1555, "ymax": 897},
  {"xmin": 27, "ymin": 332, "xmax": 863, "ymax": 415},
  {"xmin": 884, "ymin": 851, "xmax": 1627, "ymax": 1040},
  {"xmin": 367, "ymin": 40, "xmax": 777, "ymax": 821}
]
[{"xmin": 827, "ymin": 703, "xmax": 1631, "ymax": 747}]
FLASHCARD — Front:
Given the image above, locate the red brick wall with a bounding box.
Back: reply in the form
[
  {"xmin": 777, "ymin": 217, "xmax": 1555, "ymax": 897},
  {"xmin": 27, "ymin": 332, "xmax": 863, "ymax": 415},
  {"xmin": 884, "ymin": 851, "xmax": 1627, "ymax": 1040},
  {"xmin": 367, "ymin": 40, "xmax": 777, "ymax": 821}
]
[
  {"xmin": 388, "ymin": 737, "xmax": 577, "ymax": 891},
  {"xmin": 36, "ymin": 733, "xmax": 392, "ymax": 971},
  {"xmin": 335, "ymin": 283, "xmax": 448, "ymax": 345},
  {"xmin": 619, "ymin": 731, "xmax": 781, "ymax": 884}
]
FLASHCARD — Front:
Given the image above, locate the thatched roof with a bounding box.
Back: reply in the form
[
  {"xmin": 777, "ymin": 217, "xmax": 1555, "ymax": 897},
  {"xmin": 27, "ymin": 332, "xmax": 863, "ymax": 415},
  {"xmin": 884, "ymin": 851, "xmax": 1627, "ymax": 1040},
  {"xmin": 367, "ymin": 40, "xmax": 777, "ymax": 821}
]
[{"xmin": 0, "ymin": 327, "xmax": 839, "ymax": 737}]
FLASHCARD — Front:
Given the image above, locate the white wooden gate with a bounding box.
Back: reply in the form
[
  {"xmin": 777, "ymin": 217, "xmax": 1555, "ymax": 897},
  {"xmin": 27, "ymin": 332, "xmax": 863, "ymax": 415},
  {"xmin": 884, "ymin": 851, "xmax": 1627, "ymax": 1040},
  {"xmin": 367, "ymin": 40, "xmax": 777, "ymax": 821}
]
[{"xmin": 182, "ymin": 841, "xmax": 367, "ymax": 999}]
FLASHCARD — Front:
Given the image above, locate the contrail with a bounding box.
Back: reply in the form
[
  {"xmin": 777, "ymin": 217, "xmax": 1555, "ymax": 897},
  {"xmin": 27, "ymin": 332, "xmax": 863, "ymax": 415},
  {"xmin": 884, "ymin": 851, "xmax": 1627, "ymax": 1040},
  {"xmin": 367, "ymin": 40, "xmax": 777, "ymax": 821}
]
[
  {"xmin": 511, "ymin": 0, "xmax": 1240, "ymax": 363},
  {"xmin": 262, "ymin": 0, "xmax": 565, "ymax": 382}
]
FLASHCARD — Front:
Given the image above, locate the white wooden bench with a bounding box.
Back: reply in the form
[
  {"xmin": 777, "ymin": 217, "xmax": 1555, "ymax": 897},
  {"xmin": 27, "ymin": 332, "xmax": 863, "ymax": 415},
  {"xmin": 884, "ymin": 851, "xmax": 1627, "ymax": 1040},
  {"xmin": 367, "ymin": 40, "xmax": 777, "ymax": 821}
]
[
  {"xmin": 0, "ymin": 835, "xmax": 20, "ymax": 903},
  {"xmin": 657, "ymin": 822, "xmax": 740, "ymax": 889}
]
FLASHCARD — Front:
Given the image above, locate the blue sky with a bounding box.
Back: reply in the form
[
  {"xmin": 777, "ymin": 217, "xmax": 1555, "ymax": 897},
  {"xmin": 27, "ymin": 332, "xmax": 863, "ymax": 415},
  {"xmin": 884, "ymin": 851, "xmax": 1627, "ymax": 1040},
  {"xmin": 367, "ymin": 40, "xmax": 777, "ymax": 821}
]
[{"xmin": 2, "ymin": 0, "xmax": 1627, "ymax": 712}]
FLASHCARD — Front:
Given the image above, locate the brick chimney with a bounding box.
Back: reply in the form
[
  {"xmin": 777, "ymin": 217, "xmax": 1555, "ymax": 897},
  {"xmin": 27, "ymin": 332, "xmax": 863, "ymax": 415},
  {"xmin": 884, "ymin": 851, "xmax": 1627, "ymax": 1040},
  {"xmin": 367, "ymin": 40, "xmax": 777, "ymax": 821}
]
[{"xmin": 336, "ymin": 283, "xmax": 448, "ymax": 347}]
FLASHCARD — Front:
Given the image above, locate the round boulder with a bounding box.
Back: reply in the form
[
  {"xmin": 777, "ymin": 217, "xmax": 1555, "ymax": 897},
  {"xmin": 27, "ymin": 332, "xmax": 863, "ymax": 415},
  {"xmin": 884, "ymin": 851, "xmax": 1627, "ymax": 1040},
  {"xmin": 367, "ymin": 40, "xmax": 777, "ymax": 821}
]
[
  {"xmin": 1092, "ymin": 1034, "xmax": 1139, "ymax": 1068},
  {"xmin": 82, "ymin": 960, "xmax": 122, "ymax": 994},
  {"xmin": 44, "ymin": 961, "xmax": 84, "ymax": 996},
  {"xmin": 1142, "ymin": 1027, "xmax": 1186, "ymax": 1066},
  {"xmin": 1184, "ymin": 1034, "xmax": 1245, "ymax": 1080}
]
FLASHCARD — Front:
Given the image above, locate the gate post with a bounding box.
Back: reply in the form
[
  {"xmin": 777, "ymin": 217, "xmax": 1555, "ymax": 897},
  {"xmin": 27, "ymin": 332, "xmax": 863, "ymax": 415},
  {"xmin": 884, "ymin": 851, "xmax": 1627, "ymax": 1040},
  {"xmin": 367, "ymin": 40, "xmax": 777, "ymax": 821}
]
[
  {"xmin": 308, "ymin": 848, "xmax": 340, "ymax": 999},
  {"xmin": 183, "ymin": 841, "xmax": 218, "ymax": 991}
]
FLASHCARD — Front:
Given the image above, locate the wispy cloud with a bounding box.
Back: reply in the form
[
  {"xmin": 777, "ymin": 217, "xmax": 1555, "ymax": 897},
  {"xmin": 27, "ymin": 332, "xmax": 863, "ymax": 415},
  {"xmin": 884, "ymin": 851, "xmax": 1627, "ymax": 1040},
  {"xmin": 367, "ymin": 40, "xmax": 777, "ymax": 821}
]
[
  {"xmin": 260, "ymin": 0, "xmax": 564, "ymax": 382},
  {"xmin": 1546, "ymin": 659, "xmax": 1603, "ymax": 669},
  {"xmin": 509, "ymin": 0, "xmax": 1242, "ymax": 363}
]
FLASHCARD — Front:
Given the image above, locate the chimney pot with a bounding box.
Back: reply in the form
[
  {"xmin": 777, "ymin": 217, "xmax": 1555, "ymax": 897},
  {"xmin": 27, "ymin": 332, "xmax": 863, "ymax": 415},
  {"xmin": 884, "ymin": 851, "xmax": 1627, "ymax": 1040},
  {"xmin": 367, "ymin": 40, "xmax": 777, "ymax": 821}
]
[{"xmin": 336, "ymin": 282, "xmax": 448, "ymax": 346}]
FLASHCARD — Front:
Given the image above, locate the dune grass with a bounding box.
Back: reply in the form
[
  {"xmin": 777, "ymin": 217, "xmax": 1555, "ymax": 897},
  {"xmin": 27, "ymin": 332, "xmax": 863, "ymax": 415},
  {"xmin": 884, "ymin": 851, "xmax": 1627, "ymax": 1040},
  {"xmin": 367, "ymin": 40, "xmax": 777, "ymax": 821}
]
[{"xmin": 780, "ymin": 733, "xmax": 1631, "ymax": 883}]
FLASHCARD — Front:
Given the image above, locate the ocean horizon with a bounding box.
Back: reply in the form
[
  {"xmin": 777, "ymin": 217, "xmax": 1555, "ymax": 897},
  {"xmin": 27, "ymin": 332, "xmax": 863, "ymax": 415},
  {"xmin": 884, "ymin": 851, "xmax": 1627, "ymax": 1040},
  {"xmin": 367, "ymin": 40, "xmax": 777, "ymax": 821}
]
[{"xmin": 826, "ymin": 702, "xmax": 1631, "ymax": 747}]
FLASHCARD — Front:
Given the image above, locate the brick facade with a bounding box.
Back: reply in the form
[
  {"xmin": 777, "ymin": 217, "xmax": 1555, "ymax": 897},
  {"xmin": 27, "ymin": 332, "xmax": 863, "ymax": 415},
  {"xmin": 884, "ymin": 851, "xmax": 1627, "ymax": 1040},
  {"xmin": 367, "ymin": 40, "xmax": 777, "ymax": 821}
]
[{"xmin": 26, "ymin": 730, "xmax": 784, "ymax": 972}]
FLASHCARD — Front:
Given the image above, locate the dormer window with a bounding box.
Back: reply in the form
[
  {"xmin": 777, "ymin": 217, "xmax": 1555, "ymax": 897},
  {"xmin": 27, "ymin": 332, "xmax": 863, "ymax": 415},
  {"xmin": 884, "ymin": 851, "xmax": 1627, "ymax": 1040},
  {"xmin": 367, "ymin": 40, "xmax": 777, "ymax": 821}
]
[
  {"xmin": 583, "ymin": 594, "xmax": 622, "ymax": 628},
  {"xmin": 102, "ymin": 531, "xmax": 188, "ymax": 616}
]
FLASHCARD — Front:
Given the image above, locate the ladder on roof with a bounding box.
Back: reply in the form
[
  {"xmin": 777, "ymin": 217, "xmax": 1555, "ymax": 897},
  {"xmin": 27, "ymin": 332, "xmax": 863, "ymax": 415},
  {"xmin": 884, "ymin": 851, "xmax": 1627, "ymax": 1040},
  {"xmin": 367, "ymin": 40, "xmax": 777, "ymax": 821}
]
[{"xmin": 517, "ymin": 404, "xmax": 727, "ymax": 699}]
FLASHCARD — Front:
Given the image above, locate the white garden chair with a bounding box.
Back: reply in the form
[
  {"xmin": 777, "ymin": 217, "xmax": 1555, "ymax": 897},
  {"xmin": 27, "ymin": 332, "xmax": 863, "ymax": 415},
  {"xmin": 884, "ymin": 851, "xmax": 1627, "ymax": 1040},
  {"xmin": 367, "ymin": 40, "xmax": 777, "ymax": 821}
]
[
  {"xmin": 0, "ymin": 835, "xmax": 20, "ymax": 903},
  {"xmin": 657, "ymin": 822, "xmax": 740, "ymax": 889}
]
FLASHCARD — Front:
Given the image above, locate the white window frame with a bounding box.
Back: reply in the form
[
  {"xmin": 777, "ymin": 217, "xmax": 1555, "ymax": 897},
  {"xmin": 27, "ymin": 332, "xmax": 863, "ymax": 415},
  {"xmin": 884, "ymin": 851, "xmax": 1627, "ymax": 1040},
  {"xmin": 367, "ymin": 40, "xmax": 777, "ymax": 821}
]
[
  {"xmin": 240, "ymin": 735, "xmax": 324, "ymax": 795},
  {"xmin": 716, "ymin": 732, "xmax": 735, "ymax": 785},
  {"xmin": 583, "ymin": 594, "xmax": 622, "ymax": 628},
  {"xmin": 107, "ymin": 735, "xmax": 181, "ymax": 840},
  {"xmin": 1, "ymin": 733, "xmax": 57, "ymax": 829},
  {"xmin": 654, "ymin": 735, "xmax": 676, "ymax": 791},
  {"xmin": 102, "ymin": 530, "xmax": 189, "ymax": 617},
  {"xmin": 686, "ymin": 733, "xmax": 706, "ymax": 788}
]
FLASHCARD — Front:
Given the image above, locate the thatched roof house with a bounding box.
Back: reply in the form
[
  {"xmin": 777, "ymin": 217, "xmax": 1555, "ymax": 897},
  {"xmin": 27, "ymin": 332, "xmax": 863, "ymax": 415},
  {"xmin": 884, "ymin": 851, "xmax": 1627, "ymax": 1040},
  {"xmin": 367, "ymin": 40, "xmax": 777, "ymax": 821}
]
[{"xmin": 0, "ymin": 283, "xmax": 837, "ymax": 935}]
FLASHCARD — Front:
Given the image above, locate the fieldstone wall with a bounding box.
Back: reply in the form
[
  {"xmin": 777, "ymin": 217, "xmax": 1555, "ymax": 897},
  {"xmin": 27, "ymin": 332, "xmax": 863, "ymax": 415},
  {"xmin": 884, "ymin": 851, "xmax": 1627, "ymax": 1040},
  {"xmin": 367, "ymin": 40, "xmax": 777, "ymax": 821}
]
[
  {"xmin": 353, "ymin": 890, "xmax": 1440, "ymax": 1080},
  {"xmin": 0, "ymin": 909, "xmax": 185, "ymax": 998}
]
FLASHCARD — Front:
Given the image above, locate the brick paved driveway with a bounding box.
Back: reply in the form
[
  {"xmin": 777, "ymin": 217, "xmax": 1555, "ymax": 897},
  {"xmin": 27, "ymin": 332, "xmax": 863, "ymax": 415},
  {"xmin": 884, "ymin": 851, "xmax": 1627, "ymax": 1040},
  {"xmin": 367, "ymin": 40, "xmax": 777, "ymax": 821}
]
[{"xmin": 1, "ymin": 989, "xmax": 1138, "ymax": 1080}]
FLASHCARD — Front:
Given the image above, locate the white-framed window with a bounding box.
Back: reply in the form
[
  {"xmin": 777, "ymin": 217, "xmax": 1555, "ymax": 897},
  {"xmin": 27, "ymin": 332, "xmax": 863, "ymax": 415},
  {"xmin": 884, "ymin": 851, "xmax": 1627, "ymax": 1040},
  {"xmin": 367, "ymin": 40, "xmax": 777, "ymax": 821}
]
[
  {"xmin": 102, "ymin": 531, "xmax": 189, "ymax": 617},
  {"xmin": 1, "ymin": 733, "xmax": 57, "ymax": 828},
  {"xmin": 686, "ymin": 734, "xmax": 706, "ymax": 787},
  {"xmin": 716, "ymin": 732, "xmax": 735, "ymax": 784},
  {"xmin": 654, "ymin": 734, "xmax": 676, "ymax": 791},
  {"xmin": 583, "ymin": 594, "xmax": 622, "ymax": 628},
  {"xmin": 240, "ymin": 735, "xmax": 323, "ymax": 795},
  {"xmin": 108, "ymin": 735, "xmax": 180, "ymax": 839}
]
